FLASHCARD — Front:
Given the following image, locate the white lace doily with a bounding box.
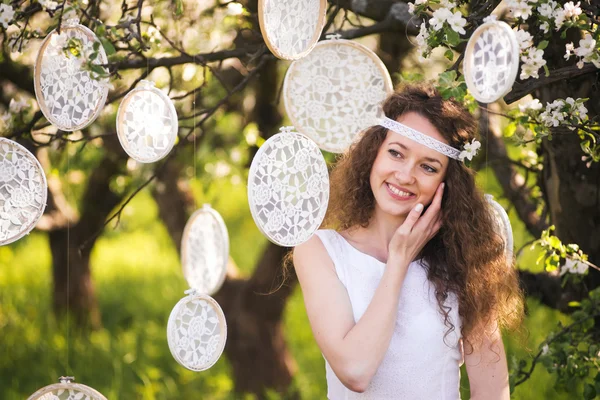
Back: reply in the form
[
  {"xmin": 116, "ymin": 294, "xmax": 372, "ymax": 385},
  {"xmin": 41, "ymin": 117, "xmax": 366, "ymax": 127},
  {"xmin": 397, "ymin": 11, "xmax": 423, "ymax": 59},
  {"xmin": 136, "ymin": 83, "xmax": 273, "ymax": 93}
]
[
  {"xmin": 247, "ymin": 127, "xmax": 329, "ymax": 247},
  {"xmin": 484, "ymin": 194, "xmax": 514, "ymax": 264},
  {"xmin": 116, "ymin": 80, "xmax": 178, "ymax": 163},
  {"xmin": 33, "ymin": 19, "xmax": 109, "ymax": 131},
  {"xmin": 283, "ymin": 38, "xmax": 393, "ymax": 153},
  {"xmin": 0, "ymin": 138, "xmax": 47, "ymax": 246},
  {"xmin": 463, "ymin": 21, "xmax": 519, "ymax": 104},
  {"xmin": 258, "ymin": 0, "xmax": 326, "ymax": 60},
  {"xmin": 181, "ymin": 204, "xmax": 229, "ymax": 295},
  {"xmin": 27, "ymin": 377, "xmax": 108, "ymax": 400},
  {"xmin": 167, "ymin": 290, "xmax": 227, "ymax": 371}
]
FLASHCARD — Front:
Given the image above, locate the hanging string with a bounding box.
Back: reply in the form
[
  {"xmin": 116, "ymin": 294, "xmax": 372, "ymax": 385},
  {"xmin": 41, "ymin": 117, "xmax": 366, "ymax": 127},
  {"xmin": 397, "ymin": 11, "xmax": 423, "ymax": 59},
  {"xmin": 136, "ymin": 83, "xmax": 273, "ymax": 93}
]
[{"xmin": 66, "ymin": 139, "xmax": 70, "ymax": 376}]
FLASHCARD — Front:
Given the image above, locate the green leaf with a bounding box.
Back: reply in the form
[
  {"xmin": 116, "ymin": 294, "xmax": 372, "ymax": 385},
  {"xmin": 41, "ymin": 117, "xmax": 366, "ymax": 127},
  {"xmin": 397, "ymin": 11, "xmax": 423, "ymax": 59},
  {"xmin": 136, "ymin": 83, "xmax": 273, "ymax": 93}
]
[
  {"xmin": 446, "ymin": 28, "xmax": 461, "ymax": 47},
  {"xmin": 505, "ymin": 123, "xmax": 517, "ymax": 138},
  {"xmin": 544, "ymin": 64, "xmax": 550, "ymax": 78},
  {"xmin": 568, "ymin": 301, "xmax": 581, "ymax": 307},
  {"xmin": 583, "ymin": 384, "xmax": 596, "ymax": 400},
  {"xmin": 90, "ymin": 64, "xmax": 106, "ymax": 76},
  {"xmin": 538, "ymin": 40, "xmax": 549, "ymax": 50},
  {"xmin": 99, "ymin": 37, "xmax": 116, "ymax": 56},
  {"xmin": 174, "ymin": 0, "xmax": 184, "ymax": 16},
  {"xmin": 444, "ymin": 49, "xmax": 454, "ymax": 61},
  {"xmin": 548, "ymin": 236, "xmax": 562, "ymax": 249}
]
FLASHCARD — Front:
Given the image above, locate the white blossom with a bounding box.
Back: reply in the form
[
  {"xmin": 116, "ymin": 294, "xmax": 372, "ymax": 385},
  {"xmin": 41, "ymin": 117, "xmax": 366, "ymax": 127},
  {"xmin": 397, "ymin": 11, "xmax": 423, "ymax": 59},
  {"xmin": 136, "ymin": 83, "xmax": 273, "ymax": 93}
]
[
  {"xmin": 507, "ymin": 0, "xmax": 533, "ymax": 20},
  {"xmin": 9, "ymin": 98, "xmax": 28, "ymax": 114},
  {"xmin": 560, "ymin": 258, "xmax": 588, "ymax": 275},
  {"xmin": 540, "ymin": 21, "xmax": 550, "ymax": 33},
  {"xmin": 440, "ymin": 0, "xmax": 457, "ymax": 8},
  {"xmin": 483, "ymin": 15, "xmax": 498, "ymax": 23},
  {"xmin": 0, "ymin": 3, "xmax": 15, "ymax": 29},
  {"xmin": 564, "ymin": 43, "xmax": 574, "ymax": 60},
  {"xmin": 554, "ymin": 2, "xmax": 582, "ymax": 30},
  {"xmin": 39, "ymin": 0, "xmax": 59, "ymax": 11},
  {"xmin": 574, "ymin": 33, "xmax": 596, "ymax": 57},
  {"xmin": 520, "ymin": 48, "xmax": 547, "ymax": 80},
  {"xmin": 515, "ymin": 29, "xmax": 533, "ymax": 51},
  {"xmin": 519, "ymin": 98, "xmax": 543, "ymax": 113},
  {"xmin": 429, "ymin": 8, "xmax": 453, "ymax": 31},
  {"xmin": 541, "ymin": 344, "xmax": 550, "ymax": 355},
  {"xmin": 538, "ymin": 0, "xmax": 557, "ymax": 18},
  {"xmin": 577, "ymin": 59, "xmax": 584, "ymax": 69},
  {"xmin": 540, "ymin": 100, "xmax": 566, "ymax": 127},
  {"xmin": 447, "ymin": 11, "xmax": 466, "ymax": 34},
  {"xmin": 563, "ymin": 1, "xmax": 582, "ymax": 19},
  {"xmin": 458, "ymin": 139, "xmax": 481, "ymax": 162},
  {"xmin": 415, "ymin": 22, "xmax": 431, "ymax": 58}
]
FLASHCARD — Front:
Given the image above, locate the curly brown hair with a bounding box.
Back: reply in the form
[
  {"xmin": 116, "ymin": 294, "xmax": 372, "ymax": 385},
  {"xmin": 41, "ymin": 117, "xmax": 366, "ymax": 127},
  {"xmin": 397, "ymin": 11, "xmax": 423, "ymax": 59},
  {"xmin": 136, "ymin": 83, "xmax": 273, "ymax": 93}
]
[{"xmin": 324, "ymin": 83, "xmax": 524, "ymax": 351}]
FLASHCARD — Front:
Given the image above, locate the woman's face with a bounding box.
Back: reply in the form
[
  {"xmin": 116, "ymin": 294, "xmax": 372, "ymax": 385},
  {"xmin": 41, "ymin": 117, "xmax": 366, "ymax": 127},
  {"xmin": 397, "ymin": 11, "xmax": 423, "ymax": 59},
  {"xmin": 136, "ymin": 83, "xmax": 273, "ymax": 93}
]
[{"xmin": 369, "ymin": 112, "xmax": 449, "ymax": 218}]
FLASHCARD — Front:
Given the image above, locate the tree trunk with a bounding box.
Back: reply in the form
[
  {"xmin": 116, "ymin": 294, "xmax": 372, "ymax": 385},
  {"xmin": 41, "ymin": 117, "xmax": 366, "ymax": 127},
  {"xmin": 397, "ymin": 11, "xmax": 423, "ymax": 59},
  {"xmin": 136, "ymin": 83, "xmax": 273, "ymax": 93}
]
[
  {"xmin": 50, "ymin": 137, "xmax": 127, "ymax": 328},
  {"xmin": 535, "ymin": 36, "xmax": 600, "ymax": 291}
]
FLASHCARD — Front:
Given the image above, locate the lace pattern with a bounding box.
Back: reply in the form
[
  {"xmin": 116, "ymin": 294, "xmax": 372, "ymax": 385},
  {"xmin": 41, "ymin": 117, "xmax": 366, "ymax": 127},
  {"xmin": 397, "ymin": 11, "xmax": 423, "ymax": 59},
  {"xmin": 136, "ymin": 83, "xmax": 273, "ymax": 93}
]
[
  {"xmin": 34, "ymin": 20, "xmax": 109, "ymax": 131},
  {"xmin": 181, "ymin": 205, "xmax": 229, "ymax": 295},
  {"xmin": 283, "ymin": 39, "xmax": 393, "ymax": 153},
  {"xmin": 167, "ymin": 291, "xmax": 227, "ymax": 371},
  {"xmin": 0, "ymin": 138, "xmax": 47, "ymax": 246},
  {"xmin": 27, "ymin": 381, "xmax": 108, "ymax": 400},
  {"xmin": 259, "ymin": 0, "xmax": 325, "ymax": 60},
  {"xmin": 379, "ymin": 117, "xmax": 461, "ymax": 160},
  {"xmin": 485, "ymin": 194, "xmax": 514, "ymax": 263},
  {"xmin": 464, "ymin": 21, "xmax": 519, "ymax": 103},
  {"xmin": 116, "ymin": 80, "xmax": 178, "ymax": 163},
  {"xmin": 248, "ymin": 128, "xmax": 329, "ymax": 247}
]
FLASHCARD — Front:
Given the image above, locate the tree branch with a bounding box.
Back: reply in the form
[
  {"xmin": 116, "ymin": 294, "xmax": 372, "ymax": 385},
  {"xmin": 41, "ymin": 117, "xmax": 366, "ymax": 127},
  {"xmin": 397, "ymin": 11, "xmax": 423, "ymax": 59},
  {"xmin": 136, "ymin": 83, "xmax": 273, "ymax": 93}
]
[{"xmin": 505, "ymin": 64, "xmax": 599, "ymax": 104}]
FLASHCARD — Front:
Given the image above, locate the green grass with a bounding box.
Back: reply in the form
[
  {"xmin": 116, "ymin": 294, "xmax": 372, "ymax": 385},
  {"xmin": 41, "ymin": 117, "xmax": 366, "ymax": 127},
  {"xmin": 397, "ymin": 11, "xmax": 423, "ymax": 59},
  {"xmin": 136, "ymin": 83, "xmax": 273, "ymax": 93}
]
[{"xmin": 0, "ymin": 175, "xmax": 579, "ymax": 399}]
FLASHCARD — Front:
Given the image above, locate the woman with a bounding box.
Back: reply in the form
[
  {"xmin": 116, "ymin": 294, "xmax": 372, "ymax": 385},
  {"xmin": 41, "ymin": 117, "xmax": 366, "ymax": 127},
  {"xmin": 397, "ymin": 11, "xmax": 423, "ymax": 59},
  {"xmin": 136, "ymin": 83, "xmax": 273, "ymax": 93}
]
[{"xmin": 293, "ymin": 84, "xmax": 524, "ymax": 399}]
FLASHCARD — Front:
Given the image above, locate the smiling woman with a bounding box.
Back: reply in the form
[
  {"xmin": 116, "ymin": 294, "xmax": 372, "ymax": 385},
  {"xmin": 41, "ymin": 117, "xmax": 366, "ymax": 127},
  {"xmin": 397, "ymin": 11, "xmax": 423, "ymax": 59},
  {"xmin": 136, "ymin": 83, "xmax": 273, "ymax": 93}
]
[{"xmin": 292, "ymin": 84, "xmax": 525, "ymax": 399}]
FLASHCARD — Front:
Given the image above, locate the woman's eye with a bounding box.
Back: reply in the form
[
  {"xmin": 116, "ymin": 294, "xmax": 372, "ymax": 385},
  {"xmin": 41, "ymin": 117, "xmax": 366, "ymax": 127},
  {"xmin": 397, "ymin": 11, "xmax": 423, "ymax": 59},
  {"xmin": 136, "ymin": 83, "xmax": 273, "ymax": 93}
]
[
  {"xmin": 388, "ymin": 149, "xmax": 402, "ymax": 157},
  {"xmin": 423, "ymin": 165, "xmax": 437, "ymax": 173}
]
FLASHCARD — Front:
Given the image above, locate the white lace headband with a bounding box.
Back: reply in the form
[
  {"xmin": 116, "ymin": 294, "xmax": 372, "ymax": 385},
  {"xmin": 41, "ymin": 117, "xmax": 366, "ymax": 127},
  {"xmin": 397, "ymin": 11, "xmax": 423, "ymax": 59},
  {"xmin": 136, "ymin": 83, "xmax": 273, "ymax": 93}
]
[{"xmin": 378, "ymin": 116, "xmax": 480, "ymax": 163}]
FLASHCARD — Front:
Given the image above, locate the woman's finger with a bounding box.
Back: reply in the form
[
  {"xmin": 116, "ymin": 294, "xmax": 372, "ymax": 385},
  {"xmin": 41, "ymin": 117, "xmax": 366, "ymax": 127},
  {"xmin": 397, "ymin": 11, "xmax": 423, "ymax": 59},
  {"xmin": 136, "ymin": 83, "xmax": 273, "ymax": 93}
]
[{"xmin": 397, "ymin": 202, "xmax": 424, "ymax": 234}]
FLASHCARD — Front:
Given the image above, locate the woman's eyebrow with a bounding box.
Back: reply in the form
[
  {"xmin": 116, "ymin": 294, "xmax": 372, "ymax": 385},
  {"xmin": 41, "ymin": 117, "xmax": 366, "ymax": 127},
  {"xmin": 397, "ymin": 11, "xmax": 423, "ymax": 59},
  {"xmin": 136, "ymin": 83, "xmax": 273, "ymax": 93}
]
[{"xmin": 389, "ymin": 141, "xmax": 443, "ymax": 167}]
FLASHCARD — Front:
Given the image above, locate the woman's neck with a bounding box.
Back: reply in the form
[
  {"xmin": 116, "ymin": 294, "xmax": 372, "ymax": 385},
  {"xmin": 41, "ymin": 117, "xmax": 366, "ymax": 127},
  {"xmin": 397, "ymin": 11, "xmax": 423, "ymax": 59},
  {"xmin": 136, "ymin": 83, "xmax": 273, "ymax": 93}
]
[{"xmin": 345, "ymin": 205, "xmax": 408, "ymax": 262}]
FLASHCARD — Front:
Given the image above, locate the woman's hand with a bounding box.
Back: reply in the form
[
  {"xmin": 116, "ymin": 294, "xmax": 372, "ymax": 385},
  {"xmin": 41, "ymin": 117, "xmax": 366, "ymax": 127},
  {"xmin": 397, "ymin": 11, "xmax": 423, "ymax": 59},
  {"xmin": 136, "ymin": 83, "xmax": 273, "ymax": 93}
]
[{"xmin": 388, "ymin": 181, "xmax": 444, "ymax": 264}]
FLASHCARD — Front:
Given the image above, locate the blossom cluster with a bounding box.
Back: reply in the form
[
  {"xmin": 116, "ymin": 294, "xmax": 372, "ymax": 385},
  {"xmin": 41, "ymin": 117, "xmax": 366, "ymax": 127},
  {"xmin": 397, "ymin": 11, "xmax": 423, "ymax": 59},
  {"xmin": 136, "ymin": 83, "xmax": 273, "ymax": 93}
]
[
  {"xmin": 515, "ymin": 29, "xmax": 547, "ymax": 80},
  {"xmin": 520, "ymin": 97, "xmax": 588, "ymax": 128},
  {"xmin": 565, "ymin": 33, "xmax": 600, "ymax": 68},
  {"xmin": 408, "ymin": 0, "xmax": 467, "ymax": 59}
]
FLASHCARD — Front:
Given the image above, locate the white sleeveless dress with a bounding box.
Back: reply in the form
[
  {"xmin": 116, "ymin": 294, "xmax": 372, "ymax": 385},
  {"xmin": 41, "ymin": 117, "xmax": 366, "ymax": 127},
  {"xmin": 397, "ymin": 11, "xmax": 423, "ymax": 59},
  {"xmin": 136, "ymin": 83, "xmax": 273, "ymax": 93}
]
[{"xmin": 314, "ymin": 229, "xmax": 463, "ymax": 400}]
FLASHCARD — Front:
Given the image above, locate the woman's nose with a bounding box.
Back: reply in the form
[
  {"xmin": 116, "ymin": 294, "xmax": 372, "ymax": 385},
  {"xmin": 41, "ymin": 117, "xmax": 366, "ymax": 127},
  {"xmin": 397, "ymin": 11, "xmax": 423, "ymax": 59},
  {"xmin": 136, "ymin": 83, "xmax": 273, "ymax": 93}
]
[{"xmin": 394, "ymin": 165, "xmax": 416, "ymax": 184}]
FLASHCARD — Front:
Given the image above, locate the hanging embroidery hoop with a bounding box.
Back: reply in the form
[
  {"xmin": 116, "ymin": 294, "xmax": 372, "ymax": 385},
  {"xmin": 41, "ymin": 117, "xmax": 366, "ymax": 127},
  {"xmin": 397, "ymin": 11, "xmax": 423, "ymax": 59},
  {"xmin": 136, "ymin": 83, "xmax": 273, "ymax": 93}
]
[
  {"xmin": 485, "ymin": 194, "xmax": 514, "ymax": 264},
  {"xmin": 463, "ymin": 20, "xmax": 519, "ymax": 104},
  {"xmin": 0, "ymin": 138, "xmax": 47, "ymax": 246},
  {"xmin": 116, "ymin": 80, "xmax": 178, "ymax": 163},
  {"xmin": 283, "ymin": 37, "xmax": 393, "ymax": 153},
  {"xmin": 33, "ymin": 18, "xmax": 109, "ymax": 131},
  {"xmin": 258, "ymin": 0, "xmax": 327, "ymax": 60},
  {"xmin": 27, "ymin": 377, "xmax": 108, "ymax": 400},
  {"xmin": 181, "ymin": 204, "xmax": 229, "ymax": 296},
  {"xmin": 247, "ymin": 126, "xmax": 329, "ymax": 247},
  {"xmin": 167, "ymin": 289, "xmax": 227, "ymax": 372}
]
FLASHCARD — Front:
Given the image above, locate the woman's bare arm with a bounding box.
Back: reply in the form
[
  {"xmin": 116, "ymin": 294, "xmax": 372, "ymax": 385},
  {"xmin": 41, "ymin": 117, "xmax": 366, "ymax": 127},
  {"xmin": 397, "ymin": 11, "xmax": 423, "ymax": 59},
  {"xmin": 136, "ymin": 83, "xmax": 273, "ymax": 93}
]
[
  {"xmin": 293, "ymin": 235, "xmax": 410, "ymax": 392},
  {"xmin": 465, "ymin": 328, "xmax": 510, "ymax": 400}
]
